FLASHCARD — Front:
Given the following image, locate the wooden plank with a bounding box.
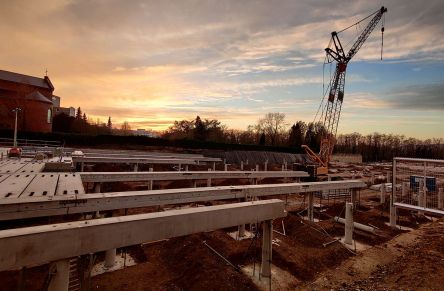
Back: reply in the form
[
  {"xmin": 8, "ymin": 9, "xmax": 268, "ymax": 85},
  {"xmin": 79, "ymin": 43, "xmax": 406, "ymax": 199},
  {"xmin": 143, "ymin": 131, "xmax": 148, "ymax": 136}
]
[
  {"xmin": 55, "ymin": 173, "xmax": 85, "ymax": 196},
  {"xmin": 0, "ymin": 174, "xmax": 36, "ymax": 198},
  {"xmin": 20, "ymin": 173, "xmax": 59, "ymax": 198}
]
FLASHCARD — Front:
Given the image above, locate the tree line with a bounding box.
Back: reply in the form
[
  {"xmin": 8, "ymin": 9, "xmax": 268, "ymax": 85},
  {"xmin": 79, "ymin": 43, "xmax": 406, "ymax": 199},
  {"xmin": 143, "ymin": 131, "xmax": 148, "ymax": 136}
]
[{"xmin": 52, "ymin": 109, "xmax": 444, "ymax": 161}]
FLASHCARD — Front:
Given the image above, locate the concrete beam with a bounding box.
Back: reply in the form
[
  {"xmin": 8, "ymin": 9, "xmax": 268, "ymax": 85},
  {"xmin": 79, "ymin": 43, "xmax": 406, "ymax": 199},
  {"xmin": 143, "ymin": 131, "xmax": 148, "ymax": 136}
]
[
  {"xmin": 79, "ymin": 170, "xmax": 309, "ymax": 183},
  {"xmin": 0, "ymin": 180, "xmax": 366, "ymax": 220},
  {"xmin": 0, "ymin": 200, "xmax": 286, "ymax": 271},
  {"xmin": 73, "ymin": 156, "xmax": 199, "ymax": 165}
]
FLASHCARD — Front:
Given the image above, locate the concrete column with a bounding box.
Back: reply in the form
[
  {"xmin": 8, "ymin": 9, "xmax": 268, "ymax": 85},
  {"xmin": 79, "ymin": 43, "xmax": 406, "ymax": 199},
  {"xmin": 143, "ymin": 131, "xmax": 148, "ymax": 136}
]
[
  {"xmin": 185, "ymin": 165, "xmax": 189, "ymax": 172},
  {"xmin": 344, "ymin": 202, "xmax": 353, "ymax": 245},
  {"xmin": 256, "ymin": 164, "xmax": 259, "ymax": 172},
  {"xmin": 238, "ymin": 224, "xmax": 245, "ymax": 238},
  {"xmin": 212, "ymin": 162, "xmax": 216, "ymax": 171},
  {"xmin": 264, "ymin": 161, "xmax": 268, "ymax": 171},
  {"xmin": 224, "ymin": 163, "xmax": 228, "ymax": 171},
  {"xmin": 207, "ymin": 168, "xmax": 211, "ymax": 187},
  {"xmin": 93, "ymin": 182, "xmax": 101, "ymax": 194},
  {"xmin": 105, "ymin": 249, "xmax": 116, "ymax": 269},
  {"xmin": 178, "ymin": 163, "xmax": 181, "ymax": 171},
  {"xmin": 281, "ymin": 164, "xmax": 285, "ymax": 171},
  {"xmin": 193, "ymin": 180, "xmax": 197, "ymax": 188},
  {"xmin": 307, "ymin": 192, "xmax": 314, "ymax": 222},
  {"xmin": 48, "ymin": 259, "xmax": 70, "ymax": 291},
  {"xmin": 133, "ymin": 163, "xmax": 138, "ymax": 172},
  {"xmin": 148, "ymin": 167, "xmax": 153, "ymax": 190},
  {"xmin": 80, "ymin": 162, "xmax": 84, "ymax": 172},
  {"xmin": 380, "ymin": 183, "xmax": 386, "ymax": 204},
  {"xmin": 351, "ymin": 189, "xmax": 358, "ymax": 207},
  {"xmin": 246, "ymin": 159, "xmax": 249, "ymax": 165},
  {"xmin": 438, "ymin": 188, "xmax": 443, "ymax": 209},
  {"xmin": 240, "ymin": 161, "xmax": 244, "ymax": 171},
  {"xmin": 389, "ymin": 197, "xmax": 397, "ymax": 227},
  {"xmin": 261, "ymin": 220, "xmax": 273, "ymax": 278},
  {"xmin": 328, "ymin": 175, "xmax": 332, "ymax": 181}
]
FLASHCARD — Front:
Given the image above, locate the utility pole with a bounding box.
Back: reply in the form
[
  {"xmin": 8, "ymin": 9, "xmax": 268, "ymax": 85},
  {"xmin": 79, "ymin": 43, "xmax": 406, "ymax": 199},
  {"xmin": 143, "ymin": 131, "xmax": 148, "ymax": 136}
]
[{"xmin": 12, "ymin": 107, "xmax": 21, "ymax": 147}]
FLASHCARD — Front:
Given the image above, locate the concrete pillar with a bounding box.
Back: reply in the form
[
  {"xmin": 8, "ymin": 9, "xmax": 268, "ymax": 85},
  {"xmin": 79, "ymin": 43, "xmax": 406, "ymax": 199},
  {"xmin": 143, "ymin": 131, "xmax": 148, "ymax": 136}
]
[
  {"xmin": 48, "ymin": 259, "xmax": 70, "ymax": 291},
  {"xmin": 328, "ymin": 175, "xmax": 332, "ymax": 181},
  {"xmin": 212, "ymin": 162, "xmax": 216, "ymax": 171},
  {"xmin": 240, "ymin": 161, "xmax": 244, "ymax": 171},
  {"xmin": 80, "ymin": 162, "xmax": 84, "ymax": 172},
  {"xmin": 185, "ymin": 165, "xmax": 189, "ymax": 172},
  {"xmin": 261, "ymin": 220, "xmax": 273, "ymax": 278},
  {"xmin": 105, "ymin": 249, "xmax": 116, "ymax": 269},
  {"xmin": 148, "ymin": 167, "xmax": 153, "ymax": 190},
  {"xmin": 264, "ymin": 160, "xmax": 268, "ymax": 171},
  {"xmin": 133, "ymin": 163, "xmax": 138, "ymax": 172},
  {"xmin": 224, "ymin": 163, "xmax": 228, "ymax": 171},
  {"xmin": 193, "ymin": 180, "xmax": 197, "ymax": 188},
  {"xmin": 390, "ymin": 197, "xmax": 397, "ymax": 227},
  {"xmin": 93, "ymin": 182, "xmax": 101, "ymax": 194},
  {"xmin": 344, "ymin": 202, "xmax": 353, "ymax": 245},
  {"xmin": 178, "ymin": 163, "xmax": 181, "ymax": 171},
  {"xmin": 238, "ymin": 224, "xmax": 245, "ymax": 238},
  {"xmin": 256, "ymin": 164, "xmax": 259, "ymax": 172},
  {"xmin": 351, "ymin": 189, "xmax": 358, "ymax": 207},
  {"xmin": 438, "ymin": 188, "xmax": 443, "ymax": 209},
  {"xmin": 246, "ymin": 159, "xmax": 249, "ymax": 165},
  {"xmin": 307, "ymin": 192, "xmax": 314, "ymax": 222},
  {"xmin": 281, "ymin": 164, "xmax": 285, "ymax": 171},
  {"xmin": 207, "ymin": 168, "xmax": 211, "ymax": 187},
  {"xmin": 380, "ymin": 183, "xmax": 386, "ymax": 204}
]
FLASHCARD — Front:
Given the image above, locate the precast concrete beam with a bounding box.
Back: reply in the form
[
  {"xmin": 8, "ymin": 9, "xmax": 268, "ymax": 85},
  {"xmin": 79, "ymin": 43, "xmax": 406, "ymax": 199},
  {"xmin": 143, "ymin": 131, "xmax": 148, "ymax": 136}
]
[
  {"xmin": 0, "ymin": 199, "xmax": 286, "ymax": 271},
  {"xmin": 80, "ymin": 170, "xmax": 309, "ymax": 183},
  {"xmin": 0, "ymin": 180, "xmax": 366, "ymax": 220}
]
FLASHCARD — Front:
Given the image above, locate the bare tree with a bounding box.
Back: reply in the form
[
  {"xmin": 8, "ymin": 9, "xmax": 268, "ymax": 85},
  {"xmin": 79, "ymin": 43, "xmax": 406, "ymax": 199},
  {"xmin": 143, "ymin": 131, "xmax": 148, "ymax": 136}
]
[
  {"xmin": 121, "ymin": 121, "xmax": 132, "ymax": 136},
  {"xmin": 257, "ymin": 112, "xmax": 288, "ymax": 145}
]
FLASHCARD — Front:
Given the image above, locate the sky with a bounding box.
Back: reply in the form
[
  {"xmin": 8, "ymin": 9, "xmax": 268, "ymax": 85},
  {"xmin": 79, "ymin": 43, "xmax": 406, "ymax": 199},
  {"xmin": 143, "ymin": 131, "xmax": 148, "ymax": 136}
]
[{"xmin": 1, "ymin": 0, "xmax": 444, "ymax": 138}]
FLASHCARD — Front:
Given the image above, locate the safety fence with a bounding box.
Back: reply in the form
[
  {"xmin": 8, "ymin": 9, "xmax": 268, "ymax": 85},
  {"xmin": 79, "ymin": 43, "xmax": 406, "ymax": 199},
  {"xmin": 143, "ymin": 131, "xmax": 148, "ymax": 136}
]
[{"xmin": 393, "ymin": 157, "xmax": 444, "ymax": 214}]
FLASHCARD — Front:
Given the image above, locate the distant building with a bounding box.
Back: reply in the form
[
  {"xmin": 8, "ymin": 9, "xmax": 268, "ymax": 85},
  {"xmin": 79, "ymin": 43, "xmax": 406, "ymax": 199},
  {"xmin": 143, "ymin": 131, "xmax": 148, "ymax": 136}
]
[
  {"xmin": 134, "ymin": 129, "xmax": 159, "ymax": 137},
  {"xmin": 0, "ymin": 69, "xmax": 56, "ymax": 133},
  {"xmin": 52, "ymin": 95, "xmax": 75, "ymax": 117}
]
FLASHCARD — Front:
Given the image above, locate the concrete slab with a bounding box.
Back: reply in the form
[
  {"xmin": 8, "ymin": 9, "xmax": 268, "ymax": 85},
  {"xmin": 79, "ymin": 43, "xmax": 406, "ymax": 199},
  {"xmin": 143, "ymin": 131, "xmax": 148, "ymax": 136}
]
[
  {"xmin": 0, "ymin": 174, "xmax": 36, "ymax": 198},
  {"xmin": 55, "ymin": 173, "xmax": 85, "ymax": 196},
  {"xmin": 15, "ymin": 162, "xmax": 45, "ymax": 174},
  {"xmin": 0, "ymin": 160, "xmax": 27, "ymax": 174},
  {"xmin": 20, "ymin": 173, "xmax": 59, "ymax": 197}
]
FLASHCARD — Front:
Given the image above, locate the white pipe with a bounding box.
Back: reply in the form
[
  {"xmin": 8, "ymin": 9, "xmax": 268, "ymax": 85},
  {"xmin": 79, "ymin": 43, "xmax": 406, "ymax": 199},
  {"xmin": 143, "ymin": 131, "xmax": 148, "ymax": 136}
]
[{"xmin": 334, "ymin": 216, "xmax": 375, "ymax": 233}]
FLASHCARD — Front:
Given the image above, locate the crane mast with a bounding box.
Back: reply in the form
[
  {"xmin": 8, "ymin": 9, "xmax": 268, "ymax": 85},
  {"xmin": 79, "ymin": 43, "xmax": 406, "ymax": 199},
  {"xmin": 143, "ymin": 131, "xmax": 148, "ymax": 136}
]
[{"xmin": 303, "ymin": 6, "xmax": 387, "ymax": 176}]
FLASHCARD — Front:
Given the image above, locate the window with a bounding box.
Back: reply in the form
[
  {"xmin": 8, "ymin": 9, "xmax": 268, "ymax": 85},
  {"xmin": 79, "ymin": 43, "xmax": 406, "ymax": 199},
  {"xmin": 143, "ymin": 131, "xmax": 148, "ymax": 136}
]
[{"xmin": 47, "ymin": 108, "xmax": 52, "ymax": 123}]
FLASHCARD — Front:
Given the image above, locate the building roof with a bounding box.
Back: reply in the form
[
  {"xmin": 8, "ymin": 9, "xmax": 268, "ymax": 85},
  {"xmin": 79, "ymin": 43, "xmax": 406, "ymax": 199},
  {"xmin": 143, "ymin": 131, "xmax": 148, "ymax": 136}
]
[
  {"xmin": 24, "ymin": 91, "xmax": 53, "ymax": 104},
  {"xmin": 0, "ymin": 70, "xmax": 53, "ymax": 90}
]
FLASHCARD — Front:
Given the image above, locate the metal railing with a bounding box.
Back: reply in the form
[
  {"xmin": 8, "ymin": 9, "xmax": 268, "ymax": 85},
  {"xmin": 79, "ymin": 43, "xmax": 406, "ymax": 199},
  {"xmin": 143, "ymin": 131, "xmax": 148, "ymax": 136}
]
[
  {"xmin": 393, "ymin": 157, "xmax": 444, "ymax": 214},
  {"xmin": 0, "ymin": 137, "xmax": 61, "ymax": 148}
]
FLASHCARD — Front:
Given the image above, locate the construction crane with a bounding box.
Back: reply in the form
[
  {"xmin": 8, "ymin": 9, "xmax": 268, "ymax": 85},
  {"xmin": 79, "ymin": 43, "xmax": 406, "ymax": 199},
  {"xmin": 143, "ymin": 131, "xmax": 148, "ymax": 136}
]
[{"xmin": 302, "ymin": 6, "xmax": 387, "ymax": 176}]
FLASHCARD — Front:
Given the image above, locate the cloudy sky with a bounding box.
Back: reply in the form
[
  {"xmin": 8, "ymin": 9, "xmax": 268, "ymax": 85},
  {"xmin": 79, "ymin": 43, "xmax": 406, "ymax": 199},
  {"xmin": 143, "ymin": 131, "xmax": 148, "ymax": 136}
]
[{"xmin": 1, "ymin": 0, "xmax": 444, "ymax": 138}]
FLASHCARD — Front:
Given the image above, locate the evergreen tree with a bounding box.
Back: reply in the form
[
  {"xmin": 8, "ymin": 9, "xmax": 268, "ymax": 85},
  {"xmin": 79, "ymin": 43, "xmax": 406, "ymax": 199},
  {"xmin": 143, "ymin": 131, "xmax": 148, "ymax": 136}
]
[
  {"xmin": 76, "ymin": 107, "xmax": 82, "ymax": 120},
  {"xmin": 259, "ymin": 132, "xmax": 266, "ymax": 145},
  {"xmin": 107, "ymin": 116, "xmax": 112, "ymax": 129},
  {"xmin": 194, "ymin": 115, "xmax": 206, "ymax": 140}
]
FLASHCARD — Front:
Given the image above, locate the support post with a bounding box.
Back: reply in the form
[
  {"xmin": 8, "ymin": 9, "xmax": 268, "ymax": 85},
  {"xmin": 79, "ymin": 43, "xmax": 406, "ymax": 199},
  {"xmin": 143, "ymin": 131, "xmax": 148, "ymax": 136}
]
[
  {"xmin": 260, "ymin": 220, "xmax": 273, "ymax": 278},
  {"xmin": 389, "ymin": 196, "xmax": 397, "ymax": 227},
  {"xmin": 104, "ymin": 249, "xmax": 116, "ymax": 269},
  {"xmin": 207, "ymin": 168, "xmax": 211, "ymax": 187},
  {"xmin": 224, "ymin": 163, "xmax": 228, "ymax": 171},
  {"xmin": 133, "ymin": 163, "xmax": 138, "ymax": 172},
  {"xmin": 438, "ymin": 188, "xmax": 443, "ymax": 210},
  {"xmin": 212, "ymin": 162, "xmax": 216, "ymax": 171},
  {"xmin": 80, "ymin": 162, "xmax": 84, "ymax": 172},
  {"xmin": 344, "ymin": 202, "xmax": 353, "ymax": 245},
  {"xmin": 264, "ymin": 160, "xmax": 268, "ymax": 171},
  {"xmin": 351, "ymin": 188, "xmax": 358, "ymax": 208},
  {"xmin": 148, "ymin": 167, "xmax": 153, "ymax": 190},
  {"xmin": 380, "ymin": 183, "xmax": 386, "ymax": 204},
  {"xmin": 307, "ymin": 192, "xmax": 314, "ymax": 222},
  {"xmin": 178, "ymin": 164, "xmax": 181, "ymax": 172},
  {"xmin": 48, "ymin": 259, "xmax": 70, "ymax": 291},
  {"xmin": 240, "ymin": 161, "xmax": 244, "ymax": 171},
  {"xmin": 185, "ymin": 165, "xmax": 189, "ymax": 172},
  {"xmin": 93, "ymin": 182, "xmax": 101, "ymax": 194},
  {"xmin": 256, "ymin": 164, "xmax": 259, "ymax": 172}
]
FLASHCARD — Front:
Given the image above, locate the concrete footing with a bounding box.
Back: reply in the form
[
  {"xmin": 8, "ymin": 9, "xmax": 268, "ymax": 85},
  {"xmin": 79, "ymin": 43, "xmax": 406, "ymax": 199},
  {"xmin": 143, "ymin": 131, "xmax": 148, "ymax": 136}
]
[{"xmin": 48, "ymin": 259, "xmax": 70, "ymax": 291}]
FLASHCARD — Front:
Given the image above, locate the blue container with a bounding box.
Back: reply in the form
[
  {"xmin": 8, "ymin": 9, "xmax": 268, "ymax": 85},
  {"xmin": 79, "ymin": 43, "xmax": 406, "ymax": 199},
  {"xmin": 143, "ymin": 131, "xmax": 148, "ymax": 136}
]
[{"xmin": 409, "ymin": 175, "xmax": 436, "ymax": 192}]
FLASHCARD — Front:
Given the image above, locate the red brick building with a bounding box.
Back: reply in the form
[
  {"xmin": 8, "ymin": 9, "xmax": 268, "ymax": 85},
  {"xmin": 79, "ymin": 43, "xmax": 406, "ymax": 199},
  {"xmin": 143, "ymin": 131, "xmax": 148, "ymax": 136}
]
[{"xmin": 0, "ymin": 70, "xmax": 55, "ymax": 133}]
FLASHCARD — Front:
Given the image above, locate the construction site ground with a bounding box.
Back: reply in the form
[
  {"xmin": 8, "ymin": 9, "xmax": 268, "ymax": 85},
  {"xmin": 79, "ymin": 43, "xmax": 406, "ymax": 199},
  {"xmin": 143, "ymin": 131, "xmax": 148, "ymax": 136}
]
[{"xmin": 0, "ymin": 161, "xmax": 443, "ymax": 290}]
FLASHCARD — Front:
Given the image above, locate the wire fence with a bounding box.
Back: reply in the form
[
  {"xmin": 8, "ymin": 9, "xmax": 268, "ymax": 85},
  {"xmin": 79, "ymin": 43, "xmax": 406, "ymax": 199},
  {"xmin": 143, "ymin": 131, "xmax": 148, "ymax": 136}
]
[{"xmin": 393, "ymin": 158, "xmax": 444, "ymax": 212}]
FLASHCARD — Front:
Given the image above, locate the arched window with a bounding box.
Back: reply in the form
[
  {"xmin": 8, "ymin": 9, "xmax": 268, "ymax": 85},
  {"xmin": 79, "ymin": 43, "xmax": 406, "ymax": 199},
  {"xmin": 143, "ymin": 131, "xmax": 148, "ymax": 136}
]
[{"xmin": 47, "ymin": 108, "xmax": 52, "ymax": 124}]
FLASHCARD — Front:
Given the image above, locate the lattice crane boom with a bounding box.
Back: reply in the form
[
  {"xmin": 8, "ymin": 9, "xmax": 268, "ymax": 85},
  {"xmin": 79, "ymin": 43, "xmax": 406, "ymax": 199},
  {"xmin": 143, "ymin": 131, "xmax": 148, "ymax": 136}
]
[{"xmin": 303, "ymin": 6, "xmax": 387, "ymax": 175}]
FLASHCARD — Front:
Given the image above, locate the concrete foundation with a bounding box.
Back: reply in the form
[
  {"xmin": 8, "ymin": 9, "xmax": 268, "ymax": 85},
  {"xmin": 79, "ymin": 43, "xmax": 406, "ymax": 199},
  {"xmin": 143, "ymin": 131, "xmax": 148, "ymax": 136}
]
[{"xmin": 47, "ymin": 259, "xmax": 70, "ymax": 291}]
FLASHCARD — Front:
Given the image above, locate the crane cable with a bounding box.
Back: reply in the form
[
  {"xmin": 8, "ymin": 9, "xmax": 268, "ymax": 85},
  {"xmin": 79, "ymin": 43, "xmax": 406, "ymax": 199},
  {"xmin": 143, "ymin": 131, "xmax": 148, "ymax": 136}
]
[{"xmin": 381, "ymin": 13, "xmax": 385, "ymax": 60}]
